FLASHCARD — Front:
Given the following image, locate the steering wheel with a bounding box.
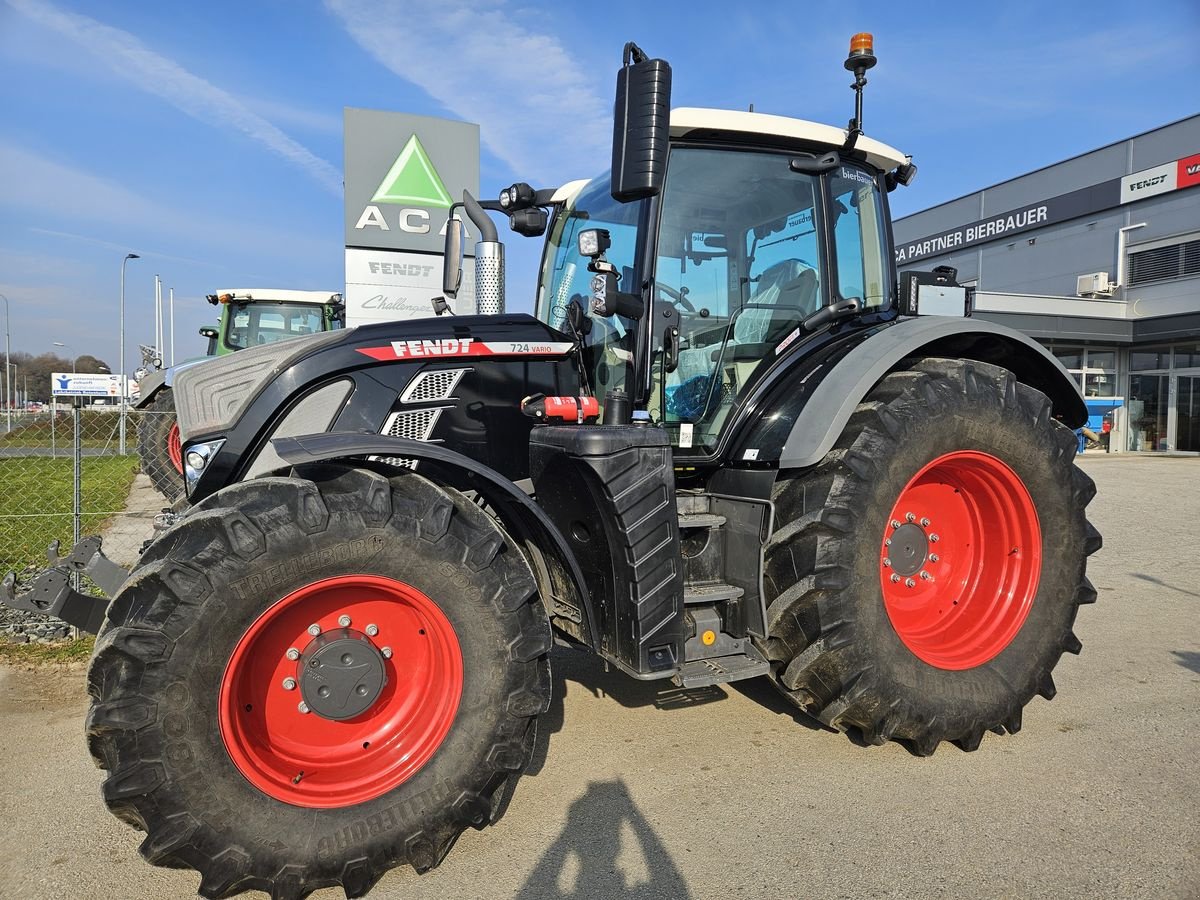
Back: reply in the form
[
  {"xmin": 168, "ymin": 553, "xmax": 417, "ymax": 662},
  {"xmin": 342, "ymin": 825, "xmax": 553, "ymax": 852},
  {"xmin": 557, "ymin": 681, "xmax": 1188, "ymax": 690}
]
[{"xmin": 657, "ymin": 282, "xmax": 697, "ymax": 313}]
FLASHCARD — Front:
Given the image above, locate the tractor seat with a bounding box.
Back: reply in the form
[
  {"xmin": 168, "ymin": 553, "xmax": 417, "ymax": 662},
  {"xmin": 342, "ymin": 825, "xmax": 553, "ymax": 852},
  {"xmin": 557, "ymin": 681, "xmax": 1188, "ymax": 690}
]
[{"xmin": 721, "ymin": 259, "xmax": 819, "ymax": 360}]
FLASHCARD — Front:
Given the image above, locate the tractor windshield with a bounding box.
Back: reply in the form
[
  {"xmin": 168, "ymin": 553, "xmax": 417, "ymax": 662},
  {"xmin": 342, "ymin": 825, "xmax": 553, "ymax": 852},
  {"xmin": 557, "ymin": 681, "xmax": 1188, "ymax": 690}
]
[
  {"xmin": 537, "ymin": 174, "xmax": 646, "ymax": 410},
  {"xmin": 222, "ymin": 302, "xmax": 328, "ymax": 352}
]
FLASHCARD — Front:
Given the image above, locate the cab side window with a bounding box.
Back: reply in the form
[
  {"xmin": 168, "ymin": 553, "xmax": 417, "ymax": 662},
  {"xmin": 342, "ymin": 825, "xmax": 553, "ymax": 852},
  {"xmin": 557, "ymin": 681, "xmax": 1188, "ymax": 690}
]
[{"xmin": 830, "ymin": 166, "xmax": 889, "ymax": 310}]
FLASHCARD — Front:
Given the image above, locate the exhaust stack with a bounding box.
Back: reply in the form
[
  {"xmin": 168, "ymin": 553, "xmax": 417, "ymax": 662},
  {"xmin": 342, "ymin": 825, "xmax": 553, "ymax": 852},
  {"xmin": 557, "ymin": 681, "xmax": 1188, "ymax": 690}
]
[{"xmin": 462, "ymin": 190, "xmax": 505, "ymax": 315}]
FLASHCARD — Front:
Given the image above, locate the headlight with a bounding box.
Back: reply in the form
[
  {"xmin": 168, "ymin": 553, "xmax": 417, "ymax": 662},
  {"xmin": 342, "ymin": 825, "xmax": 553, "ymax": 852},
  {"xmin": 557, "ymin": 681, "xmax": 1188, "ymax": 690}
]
[{"xmin": 184, "ymin": 438, "xmax": 225, "ymax": 495}]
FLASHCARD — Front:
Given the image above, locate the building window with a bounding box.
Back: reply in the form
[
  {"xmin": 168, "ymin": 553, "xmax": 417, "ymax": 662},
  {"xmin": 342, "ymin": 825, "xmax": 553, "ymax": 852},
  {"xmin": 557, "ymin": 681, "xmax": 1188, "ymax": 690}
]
[
  {"xmin": 1046, "ymin": 345, "xmax": 1116, "ymax": 396},
  {"xmin": 1053, "ymin": 347, "xmax": 1082, "ymax": 370},
  {"xmin": 1130, "ymin": 346, "xmax": 1171, "ymax": 371},
  {"xmin": 1127, "ymin": 238, "xmax": 1200, "ymax": 286},
  {"xmin": 1175, "ymin": 343, "xmax": 1200, "ymax": 370}
]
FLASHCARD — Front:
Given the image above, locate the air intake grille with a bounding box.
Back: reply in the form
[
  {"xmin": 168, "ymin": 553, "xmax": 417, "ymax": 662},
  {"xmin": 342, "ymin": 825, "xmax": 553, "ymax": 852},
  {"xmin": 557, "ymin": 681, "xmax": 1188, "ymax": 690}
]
[
  {"xmin": 372, "ymin": 406, "xmax": 449, "ymax": 470},
  {"xmin": 400, "ymin": 368, "xmax": 467, "ymax": 404},
  {"xmin": 382, "ymin": 407, "xmax": 444, "ymax": 442}
]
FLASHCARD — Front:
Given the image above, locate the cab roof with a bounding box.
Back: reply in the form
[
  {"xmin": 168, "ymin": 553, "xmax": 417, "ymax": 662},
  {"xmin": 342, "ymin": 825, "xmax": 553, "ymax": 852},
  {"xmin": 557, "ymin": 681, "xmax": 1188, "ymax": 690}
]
[
  {"xmin": 215, "ymin": 289, "xmax": 341, "ymax": 304},
  {"xmin": 669, "ymin": 107, "xmax": 908, "ymax": 173}
]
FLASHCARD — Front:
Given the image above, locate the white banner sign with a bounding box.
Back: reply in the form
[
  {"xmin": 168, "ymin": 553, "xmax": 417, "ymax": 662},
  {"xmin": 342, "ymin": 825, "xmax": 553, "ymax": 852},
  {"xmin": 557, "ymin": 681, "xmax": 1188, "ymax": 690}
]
[
  {"xmin": 51, "ymin": 372, "xmax": 122, "ymax": 397},
  {"xmin": 344, "ymin": 248, "xmax": 475, "ymax": 326}
]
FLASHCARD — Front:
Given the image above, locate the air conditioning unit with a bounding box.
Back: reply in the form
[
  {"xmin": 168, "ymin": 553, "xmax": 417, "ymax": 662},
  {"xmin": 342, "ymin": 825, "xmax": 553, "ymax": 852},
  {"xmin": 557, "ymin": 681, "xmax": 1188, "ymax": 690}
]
[{"xmin": 1076, "ymin": 272, "xmax": 1113, "ymax": 297}]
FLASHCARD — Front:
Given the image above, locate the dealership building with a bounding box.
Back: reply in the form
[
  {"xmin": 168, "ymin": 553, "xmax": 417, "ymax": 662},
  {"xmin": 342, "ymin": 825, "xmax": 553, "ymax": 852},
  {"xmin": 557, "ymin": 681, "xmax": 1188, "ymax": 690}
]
[{"xmin": 893, "ymin": 114, "xmax": 1200, "ymax": 453}]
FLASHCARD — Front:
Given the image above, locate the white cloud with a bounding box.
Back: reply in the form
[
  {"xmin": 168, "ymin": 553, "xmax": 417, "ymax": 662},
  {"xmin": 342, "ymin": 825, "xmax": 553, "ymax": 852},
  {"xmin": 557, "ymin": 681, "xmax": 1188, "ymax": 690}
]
[
  {"xmin": 6, "ymin": 0, "xmax": 343, "ymax": 196},
  {"xmin": 325, "ymin": 0, "xmax": 611, "ymax": 185}
]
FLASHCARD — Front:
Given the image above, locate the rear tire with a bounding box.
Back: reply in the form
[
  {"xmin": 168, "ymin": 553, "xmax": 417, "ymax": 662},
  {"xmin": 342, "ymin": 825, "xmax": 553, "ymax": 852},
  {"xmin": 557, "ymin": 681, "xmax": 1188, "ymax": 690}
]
[
  {"xmin": 760, "ymin": 358, "xmax": 1100, "ymax": 755},
  {"xmin": 136, "ymin": 390, "xmax": 185, "ymax": 502},
  {"xmin": 86, "ymin": 465, "xmax": 552, "ymax": 898}
]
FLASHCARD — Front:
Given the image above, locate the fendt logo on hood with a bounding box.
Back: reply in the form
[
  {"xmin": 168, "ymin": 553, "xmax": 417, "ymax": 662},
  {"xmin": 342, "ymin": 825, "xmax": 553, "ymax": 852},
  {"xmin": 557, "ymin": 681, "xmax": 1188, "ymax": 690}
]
[
  {"xmin": 355, "ymin": 134, "xmax": 459, "ymax": 235},
  {"xmin": 356, "ymin": 339, "xmax": 575, "ymax": 361}
]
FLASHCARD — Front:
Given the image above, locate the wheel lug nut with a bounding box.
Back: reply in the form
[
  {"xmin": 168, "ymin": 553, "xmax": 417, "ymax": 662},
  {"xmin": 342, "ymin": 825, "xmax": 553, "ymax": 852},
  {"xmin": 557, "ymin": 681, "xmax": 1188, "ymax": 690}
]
[
  {"xmin": 885, "ymin": 538, "xmax": 892, "ymax": 547},
  {"xmin": 297, "ymin": 701, "xmax": 310, "ymax": 714},
  {"xmin": 890, "ymin": 574, "xmax": 901, "ymax": 583},
  {"xmin": 337, "ymin": 614, "xmax": 352, "ymax": 628},
  {"xmin": 929, "ymin": 554, "xmax": 940, "ymax": 563},
  {"xmin": 920, "ymin": 571, "xmax": 932, "ymax": 581},
  {"xmin": 381, "ymin": 646, "xmax": 393, "ymax": 659},
  {"xmin": 285, "ymin": 647, "xmax": 300, "ymax": 661},
  {"xmin": 929, "ymin": 534, "xmax": 940, "ymax": 543},
  {"xmin": 904, "ymin": 578, "xmax": 916, "ymax": 588},
  {"xmin": 920, "ymin": 517, "xmax": 930, "ymax": 527},
  {"xmin": 905, "ymin": 512, "xmax": 915, "ymax": 522},
  {"xmin": 882, "ymin": 557, "xmax": 891, "ymax": 567},
  {"xmin": 307, "ymin": 623, "xmax": 321, "ymax": 636},
  {"xmin": 282, "ymin": 677, "xmax": 297, "ymax": 691},
  {"xmin": 891, "ymin": 520, "xmax": 901, "ymax": 529},
  {"xmin": 365, "ymin": 624, "xmax": 379, "ymax": 637}
]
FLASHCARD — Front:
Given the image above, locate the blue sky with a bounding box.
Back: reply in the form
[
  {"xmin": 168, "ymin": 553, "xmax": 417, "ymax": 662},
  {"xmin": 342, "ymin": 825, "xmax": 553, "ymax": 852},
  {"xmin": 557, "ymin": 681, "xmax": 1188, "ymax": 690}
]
[{"xmin": 2, "ymin": 0, "xmax": 1198, "ymax": 377}]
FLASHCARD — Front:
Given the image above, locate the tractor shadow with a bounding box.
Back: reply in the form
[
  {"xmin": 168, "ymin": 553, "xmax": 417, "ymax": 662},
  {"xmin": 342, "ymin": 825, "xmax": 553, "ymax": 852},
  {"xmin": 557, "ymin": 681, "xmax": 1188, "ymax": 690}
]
[
  {"xmin": 516, "ymin": 779, "xmax": 693, "ymax": 900},
  {"xmin": 528, "ymin": 646, "xmax": 836, "ymax": 778},
  {"xmin": 1172, "ymin": 650, "xmax": 1200, "ymax": 674},
  {"xmin": 1130, "ymin": 572, "xmax": 1200, "ymax": 598},
  {"xmin": 527, "ymin": 646, "xmax": 726, "ymax": 776}
]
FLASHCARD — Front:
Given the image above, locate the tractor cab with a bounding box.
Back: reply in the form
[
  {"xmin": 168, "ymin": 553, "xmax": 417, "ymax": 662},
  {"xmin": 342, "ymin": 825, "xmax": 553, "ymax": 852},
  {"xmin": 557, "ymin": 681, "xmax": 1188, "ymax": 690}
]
[
  {"xmin": 206, "ymin": 289, "xmax": 346, "ymax": 355},
  {"xmin": 536, "ymin": 112, "xmax": 908, "ymax": 454}
]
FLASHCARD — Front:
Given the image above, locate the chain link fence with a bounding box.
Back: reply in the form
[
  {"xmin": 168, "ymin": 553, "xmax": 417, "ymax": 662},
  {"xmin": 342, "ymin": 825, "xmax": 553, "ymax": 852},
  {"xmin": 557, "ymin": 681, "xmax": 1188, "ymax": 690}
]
[{"xmin": 0, "ymin": 403, "xmax": 175, "ymax": 643}]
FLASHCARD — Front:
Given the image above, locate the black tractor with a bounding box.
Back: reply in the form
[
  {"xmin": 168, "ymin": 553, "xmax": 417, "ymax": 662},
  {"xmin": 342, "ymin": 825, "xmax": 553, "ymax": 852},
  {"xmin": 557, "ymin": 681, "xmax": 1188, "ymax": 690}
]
[{"xmin": 4, "ymin": 37, "xmax": 1098, "ymax": 900}]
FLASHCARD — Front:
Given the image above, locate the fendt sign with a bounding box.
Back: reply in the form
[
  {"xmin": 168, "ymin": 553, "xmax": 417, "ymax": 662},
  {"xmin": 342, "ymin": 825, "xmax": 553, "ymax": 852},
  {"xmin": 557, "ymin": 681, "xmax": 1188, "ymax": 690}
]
[{"xmin": 343, "ymin": 109, "xmax": 480, "ymax": 323}]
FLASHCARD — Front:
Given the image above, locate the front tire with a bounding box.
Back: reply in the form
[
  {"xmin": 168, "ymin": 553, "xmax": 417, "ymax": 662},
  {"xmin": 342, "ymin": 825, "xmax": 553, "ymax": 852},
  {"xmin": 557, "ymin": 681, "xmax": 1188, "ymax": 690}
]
[
  {"xmin": 136, "ymin": 390, "xmax": 185, "ymax": 502},
  {"xmin": 86, "ymin": 465, "xmax": 552, "ymax": 898},
  {"xmin": 761, "ymin": 358, "xmax": 1101, "ymax": 755}
]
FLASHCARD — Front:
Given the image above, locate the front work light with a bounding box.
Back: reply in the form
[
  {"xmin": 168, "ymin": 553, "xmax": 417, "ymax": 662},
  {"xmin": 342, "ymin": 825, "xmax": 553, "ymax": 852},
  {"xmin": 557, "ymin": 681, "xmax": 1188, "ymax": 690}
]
[
  {"xmin": 500, "ymin": 182, "xmax": 535, "ymax": 210},
  {"xmin": 578, "ymin": 228, "xmax": 611, "ymax": 259}
]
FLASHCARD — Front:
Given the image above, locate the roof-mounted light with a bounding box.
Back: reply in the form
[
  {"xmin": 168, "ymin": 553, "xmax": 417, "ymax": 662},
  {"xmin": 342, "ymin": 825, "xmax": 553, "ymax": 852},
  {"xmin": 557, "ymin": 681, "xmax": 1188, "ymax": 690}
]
[{"xmin": 848, "ymin": 32, "xmax": 875, "ymax": 61}]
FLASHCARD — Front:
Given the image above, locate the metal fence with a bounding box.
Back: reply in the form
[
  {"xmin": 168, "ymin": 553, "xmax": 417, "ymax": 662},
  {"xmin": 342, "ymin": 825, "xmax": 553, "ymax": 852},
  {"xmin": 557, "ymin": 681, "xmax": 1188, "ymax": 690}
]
[{"xmin": 0, "ymin": 403, "xmax": 173, "ymax": 641}]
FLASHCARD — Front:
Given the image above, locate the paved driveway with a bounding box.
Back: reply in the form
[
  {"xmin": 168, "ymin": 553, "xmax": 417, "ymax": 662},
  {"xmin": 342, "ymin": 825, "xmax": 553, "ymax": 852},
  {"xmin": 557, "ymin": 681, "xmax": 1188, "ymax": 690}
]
[{"xmin": 0, "ymin": 454, "xmax": 1197, "ymax": 899}]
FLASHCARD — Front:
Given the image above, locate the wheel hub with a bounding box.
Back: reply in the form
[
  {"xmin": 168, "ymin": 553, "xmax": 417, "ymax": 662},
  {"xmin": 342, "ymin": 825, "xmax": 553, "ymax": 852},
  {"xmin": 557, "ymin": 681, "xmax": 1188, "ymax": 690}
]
[
  {"xmin": 888, "ymin": 523, "xmax": 928, "ymax": 576},
  {"xmin": 878, "ymin": 451, "xmax": 1041, "ymax": 671},
  {"xmin": 298, "ymin": 629, "xmax": 387, "ymax": 721}
]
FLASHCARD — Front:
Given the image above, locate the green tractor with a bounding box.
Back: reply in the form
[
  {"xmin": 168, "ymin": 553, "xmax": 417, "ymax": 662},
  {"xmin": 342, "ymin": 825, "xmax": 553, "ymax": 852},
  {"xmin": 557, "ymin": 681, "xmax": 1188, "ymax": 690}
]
[{"xmin": 135, "ymin": 289, "xmax": 344, "ymax": 501}]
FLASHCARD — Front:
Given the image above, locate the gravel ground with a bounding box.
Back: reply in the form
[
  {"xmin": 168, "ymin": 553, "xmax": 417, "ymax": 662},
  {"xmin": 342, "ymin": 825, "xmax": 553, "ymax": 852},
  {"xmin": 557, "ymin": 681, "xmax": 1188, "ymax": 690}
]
[{"xmin": 0, "ymin": 454, "xmax": 1196, "ymax": 900}]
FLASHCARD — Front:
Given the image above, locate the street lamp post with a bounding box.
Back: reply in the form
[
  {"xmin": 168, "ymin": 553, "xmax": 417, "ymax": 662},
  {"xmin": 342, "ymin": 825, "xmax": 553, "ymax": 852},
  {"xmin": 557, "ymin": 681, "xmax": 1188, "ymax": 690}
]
[
  {"xmin": 119, "ymin": 253, "xmax": 140, "ymax": 454},
  {"xmin": 1, "ymin": 293, "xmax": 10, "ymax": 434}
]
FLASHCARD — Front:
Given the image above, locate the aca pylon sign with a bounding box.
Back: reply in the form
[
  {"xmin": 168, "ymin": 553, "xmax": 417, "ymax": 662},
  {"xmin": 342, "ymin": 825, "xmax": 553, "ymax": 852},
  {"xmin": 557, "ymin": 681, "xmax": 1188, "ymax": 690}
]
[
  {"xmin": 371, "ymin": 134, "xmax": 453, "ymax": 208},
  {"xmin": 344, "ymin": 108, "xmax": 480, "ymax": 255}
]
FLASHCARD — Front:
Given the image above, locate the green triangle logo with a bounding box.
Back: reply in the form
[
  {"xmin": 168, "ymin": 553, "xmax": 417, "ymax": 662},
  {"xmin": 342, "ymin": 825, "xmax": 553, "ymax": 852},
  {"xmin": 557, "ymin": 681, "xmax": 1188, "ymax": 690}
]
[{"xmin": 371, "ymin": 134, "xmax": 453, "ymax": 208}]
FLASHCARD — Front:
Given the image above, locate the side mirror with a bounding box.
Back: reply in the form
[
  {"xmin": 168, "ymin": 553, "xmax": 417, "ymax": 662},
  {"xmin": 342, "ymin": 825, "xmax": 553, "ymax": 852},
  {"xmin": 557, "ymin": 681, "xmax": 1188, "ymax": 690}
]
[
  {"xmin": 611, "ymin": 42, "xmax": 672, "ymax": 203},
  {"xmin": 198, "ymin": 327, "xmax": 217, "ymax": 338},
  {"xmin": 443, "ymin": 216, "xmax": 463, "ymax": 299}
]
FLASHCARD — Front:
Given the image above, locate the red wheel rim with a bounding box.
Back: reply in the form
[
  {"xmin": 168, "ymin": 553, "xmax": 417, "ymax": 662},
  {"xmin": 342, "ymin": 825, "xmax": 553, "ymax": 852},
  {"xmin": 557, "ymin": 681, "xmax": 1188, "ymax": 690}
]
[
  {"xmin": 167, "ymin": 421, "xmax": 183, "ymax": 473},
  {"xmin": 218, "ymin": 575, "xmax": 463, "ymax": 808},
  {"xmin": 879, "ymin": 451, "xmax": 1041, "ymax": 670}
]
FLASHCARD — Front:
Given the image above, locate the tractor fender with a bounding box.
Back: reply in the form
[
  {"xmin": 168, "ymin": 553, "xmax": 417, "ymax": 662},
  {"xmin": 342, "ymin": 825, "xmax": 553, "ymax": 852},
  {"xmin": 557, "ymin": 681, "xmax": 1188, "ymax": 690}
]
[
  {"xmin": 271, "ymin": 432, "xmax": 598, "ymax": 649},
  {"xmin": 734, "ymin": 316, "xmax": 1087, "ymax": 470},
  {"xmin": 134, "ymin": 357, "xmax": 213, "ymax": 408},
  {"xmin": 132, "ymin": 369, "xmax": 167, "ymax": 408}
]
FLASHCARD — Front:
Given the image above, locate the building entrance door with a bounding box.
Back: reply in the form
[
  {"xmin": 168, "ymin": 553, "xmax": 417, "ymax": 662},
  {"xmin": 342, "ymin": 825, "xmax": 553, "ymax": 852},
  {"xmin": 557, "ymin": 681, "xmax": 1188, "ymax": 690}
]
[
  {"xmin": 1127, "ymin": 374, "xmax": 1169, "ymax": 451},
  {"xmin": 1176, "ymin": 374, "xmax": 1200, "ymax": 452}
]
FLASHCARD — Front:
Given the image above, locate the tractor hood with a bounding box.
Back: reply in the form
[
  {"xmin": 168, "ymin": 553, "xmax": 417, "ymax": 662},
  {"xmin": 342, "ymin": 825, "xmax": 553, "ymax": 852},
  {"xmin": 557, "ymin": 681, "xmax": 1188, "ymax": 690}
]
[{"xmin": 172, "ymin": 314, "xmax": 573, "ymax": 446}]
